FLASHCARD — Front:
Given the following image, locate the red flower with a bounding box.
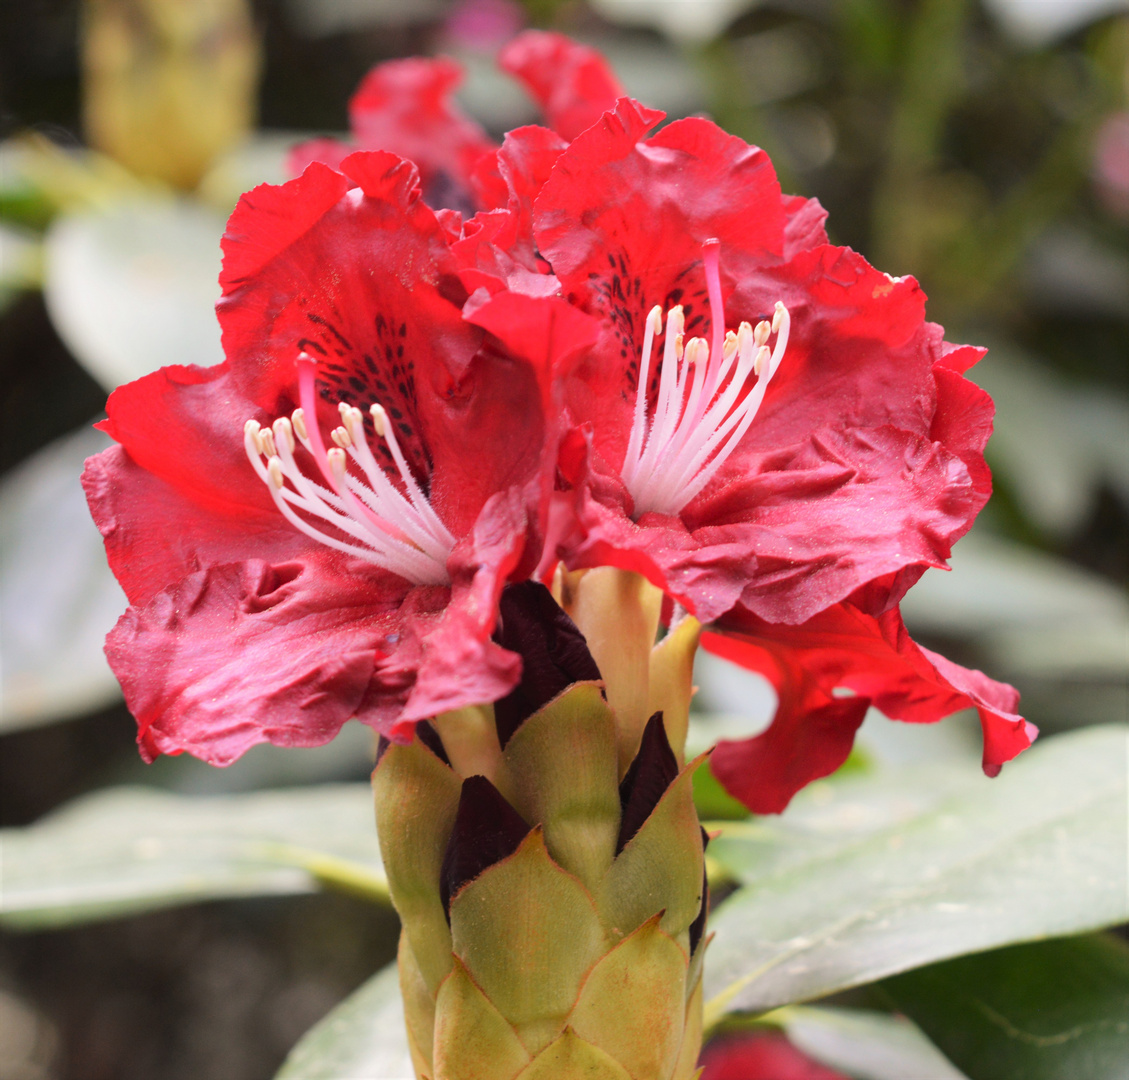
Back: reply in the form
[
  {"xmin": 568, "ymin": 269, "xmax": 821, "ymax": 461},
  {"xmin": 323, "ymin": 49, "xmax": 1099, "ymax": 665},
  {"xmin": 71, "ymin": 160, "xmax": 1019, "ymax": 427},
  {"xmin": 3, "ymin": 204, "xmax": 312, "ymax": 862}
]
[
  {"xmin": 699, "ymin": 1031, "xmax": 849, "ymax": 1080},
  {"xmin": 703, "ymin": 603, "xmax": 1037, "ymax": 814},
  {"xmin": 290, "ymin": 31, "xmax": 622, "ymax": 213},
  {"xmin": 536, "ymin": 99, "xmax": 990, "ymax": 627},
  {"xmin": 496, "ymin": 95, "xmax": 1033, "ymax": 804},
  {"xmin": 84, "ymin": 150, "xmax": 595, "ymax": 765}
]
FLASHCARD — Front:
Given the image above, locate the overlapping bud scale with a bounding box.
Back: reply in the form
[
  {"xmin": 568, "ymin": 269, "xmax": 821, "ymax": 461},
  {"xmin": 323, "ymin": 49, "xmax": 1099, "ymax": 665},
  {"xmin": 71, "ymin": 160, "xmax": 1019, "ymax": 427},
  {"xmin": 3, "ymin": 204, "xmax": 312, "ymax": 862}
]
[{"xmin": 373, "ymin": 575, "xmax": 707, "ymax": 1080}]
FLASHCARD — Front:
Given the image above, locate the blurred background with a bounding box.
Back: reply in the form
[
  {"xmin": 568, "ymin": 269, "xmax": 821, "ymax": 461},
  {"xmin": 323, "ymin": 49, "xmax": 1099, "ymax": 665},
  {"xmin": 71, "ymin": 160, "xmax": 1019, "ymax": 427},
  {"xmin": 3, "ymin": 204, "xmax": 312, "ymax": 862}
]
[{"xmin": 0, "ymin": 0, "xmax": 1126, "ymax": 1077}]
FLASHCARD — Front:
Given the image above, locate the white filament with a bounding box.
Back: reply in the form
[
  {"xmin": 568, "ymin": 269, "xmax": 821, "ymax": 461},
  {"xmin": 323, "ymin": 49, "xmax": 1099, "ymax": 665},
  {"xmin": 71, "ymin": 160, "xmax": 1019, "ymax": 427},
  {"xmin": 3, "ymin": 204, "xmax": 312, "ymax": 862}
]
[
  {"xmin": 620, "ymin": 252, "xmax": 791, "ymax": 517},
  {"xmin": 244, "ymin": 392, "xmax": 454, "ymax": 586}
]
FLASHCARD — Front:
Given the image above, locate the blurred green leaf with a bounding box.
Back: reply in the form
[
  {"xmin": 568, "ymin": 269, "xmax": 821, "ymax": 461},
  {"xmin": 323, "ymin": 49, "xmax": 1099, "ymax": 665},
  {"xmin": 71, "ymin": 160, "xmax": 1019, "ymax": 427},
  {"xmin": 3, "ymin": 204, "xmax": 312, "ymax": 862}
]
[
  {"xmin": 0, "ymin": 784, "xmax": 387, "ymax": 929},
  {"xmin": 274, "ymin": 961, "xmax": 413, "ymax": 1080},
  {"xmin": 882, "ymin": 934, "xmax": 1129, "ymax": 1080},
  {"xmin": 702, "ymin": 724, "xmax": 1129, "ymax": 1023}
]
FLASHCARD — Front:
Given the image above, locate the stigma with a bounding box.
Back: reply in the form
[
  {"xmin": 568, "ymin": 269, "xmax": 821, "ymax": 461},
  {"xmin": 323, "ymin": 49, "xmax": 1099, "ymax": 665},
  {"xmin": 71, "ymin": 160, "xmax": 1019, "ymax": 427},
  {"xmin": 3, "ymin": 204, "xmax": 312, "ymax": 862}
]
[
  {"xmin": 621, "ymin": 240, "xmax": 791, "ymax": 517},
  {"xmin": 244, "ymin": 354, "xmax": 454, "ymax": 585}
]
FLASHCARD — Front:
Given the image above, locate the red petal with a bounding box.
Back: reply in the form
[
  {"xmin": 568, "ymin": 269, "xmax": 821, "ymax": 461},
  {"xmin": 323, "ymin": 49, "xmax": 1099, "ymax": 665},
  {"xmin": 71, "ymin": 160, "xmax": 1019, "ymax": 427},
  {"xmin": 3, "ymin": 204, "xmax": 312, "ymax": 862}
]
[
  {"xmin": 392, "ymin": 485, "xmax": 532, "ymax": 728},
  {"xmin": 455, "ymin": 125, "xmax": 569, "ymax": 295},
  {"xmin": 348, "ymin": 55, "xmax": 496, "ymax": 208},
  {"xmin": 699, "ymin": 1031, "xmax": 849, "ymax": 1080},
  {"xmin": 83, "ymin": 442, "xmax": 305, "ymax": 608},
  {"xmin": 464, "ymin": 291, "xmax": 600, "ymax": 383},
  {"xmin": 220, "ymin": 150, "xmax": 535, "ymax": 536},
  {"xmin": 107, "ymin": 557, "xmax": 404, "ymax": 765},
  {"xmin": 498, "ymin": 30, "xmax": 625, "ymax": 141},
  {"xmin": 782, "ymin": 193, "xmax": 829, "ymax": 258},
  {"xmin": 287, "ymin": 136, "xmax": 352, "ymax": 178},
  {"xmin": 535, "ymin": 104, "xmax": 783, "ymax": 488},
  {"xmin": 703, "ymin": 603, "xmax": 1035, "ymax": 813}
]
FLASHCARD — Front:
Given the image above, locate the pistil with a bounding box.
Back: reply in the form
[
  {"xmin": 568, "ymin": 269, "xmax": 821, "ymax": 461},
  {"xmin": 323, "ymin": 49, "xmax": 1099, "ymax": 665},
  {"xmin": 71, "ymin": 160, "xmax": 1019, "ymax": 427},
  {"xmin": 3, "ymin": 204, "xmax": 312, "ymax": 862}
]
[
  {"xmin": 244, "ymin": 354, "xmax": 453, "ymax": 585},
  {"xmin": 620, "ymin": 240, "xmax": 791, "ymax": 517}
]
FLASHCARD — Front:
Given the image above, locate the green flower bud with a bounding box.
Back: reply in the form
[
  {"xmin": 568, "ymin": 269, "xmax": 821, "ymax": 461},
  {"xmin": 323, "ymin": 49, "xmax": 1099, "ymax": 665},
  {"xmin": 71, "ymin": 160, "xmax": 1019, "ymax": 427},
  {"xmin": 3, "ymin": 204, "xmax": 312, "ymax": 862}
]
[{"xmin": 374, "ymin": 681, "xmax": 708, "ymax": 1079}]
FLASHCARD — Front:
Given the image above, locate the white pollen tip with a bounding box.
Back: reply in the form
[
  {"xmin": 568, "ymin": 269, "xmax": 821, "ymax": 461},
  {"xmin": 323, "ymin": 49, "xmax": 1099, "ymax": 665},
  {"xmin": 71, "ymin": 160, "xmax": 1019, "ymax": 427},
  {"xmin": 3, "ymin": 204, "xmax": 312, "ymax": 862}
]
[
  {"xmin": 331, "ymin": 426, "xmax": 352, "ymax": 449},
  {"xmin": 772, "ymin": 301, "xmax": 785, "ymax": 332},
  {"xmin": 754, "ymin": 320, "xmax": 770, "ymax": 347},
  {"xmin": 338, "ymin": 401, "xmax": 350, "ymax": 418},
  {"xmin": 259, "ymin": 428, "xmax": 277, "ymax": 458},
  {"xmin": 723, "ymin": 330, "xmax": 739, "ymax": 360},
  {"xmin": 273, "ymin": 417, "xmax": 295, "ymax": 454},
  {"xmin": 327, "ymin": 447, "xmax": 347, "ymax": 482},
  {"xmin": 370, "ymin": 403, "xmax": 387, "ymax": 438},
  {"xmin": 267, "ymin": 456, "xmax": 284, "ymax": 489},
  {"xmin": 648, "ymin": 305, "xmax": 663, "ymax": 333},
  {"xmin": 291, "ymin": 408, "xmax": 308, "ymax": 441},
  {"xmin": 675, "ymin": 334, "xmax": 685, "ymax": 360},
  {"xmin": 754, "ymin": 345, "xmax": 771, "ymax": 376},
  {"xmin": 668, "ymin": 305, "xmax": 685, "ymax": 334}
]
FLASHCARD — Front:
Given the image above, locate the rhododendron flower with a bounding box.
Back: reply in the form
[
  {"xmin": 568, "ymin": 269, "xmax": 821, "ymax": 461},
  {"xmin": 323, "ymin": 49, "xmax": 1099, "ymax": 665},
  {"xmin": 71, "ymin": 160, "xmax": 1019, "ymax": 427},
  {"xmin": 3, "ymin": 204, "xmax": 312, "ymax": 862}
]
[
  {"xmin": 290, "ymin": 31, "xmax": 623, "ymax": 213},
  {"xmin": 83, "ymin": 149, "xmax": 594, "ymax": 765},
  {"xmin": 492, "ymin": 96, "xmax": 1035, "ymax": 806}
]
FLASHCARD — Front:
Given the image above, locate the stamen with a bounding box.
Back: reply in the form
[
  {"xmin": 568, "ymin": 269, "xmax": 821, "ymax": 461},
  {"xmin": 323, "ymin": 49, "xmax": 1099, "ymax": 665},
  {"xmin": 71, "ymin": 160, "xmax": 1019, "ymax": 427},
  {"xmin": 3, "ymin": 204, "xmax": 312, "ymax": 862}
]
[
  {"xmin": 243, "ymin": 354, "xmax": 453, "ymax": 585},
  {"xmin": 620, "ymin": 241, "xmax": 792, "ymax": 517}
]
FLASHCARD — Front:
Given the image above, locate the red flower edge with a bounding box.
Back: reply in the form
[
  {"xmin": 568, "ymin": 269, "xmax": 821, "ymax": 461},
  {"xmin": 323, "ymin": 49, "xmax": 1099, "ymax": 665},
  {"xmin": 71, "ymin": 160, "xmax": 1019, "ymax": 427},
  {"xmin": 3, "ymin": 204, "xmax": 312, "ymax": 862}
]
[{"xmin": 703, "ymin": 602, "xmax": 1037, "ymax": 814}]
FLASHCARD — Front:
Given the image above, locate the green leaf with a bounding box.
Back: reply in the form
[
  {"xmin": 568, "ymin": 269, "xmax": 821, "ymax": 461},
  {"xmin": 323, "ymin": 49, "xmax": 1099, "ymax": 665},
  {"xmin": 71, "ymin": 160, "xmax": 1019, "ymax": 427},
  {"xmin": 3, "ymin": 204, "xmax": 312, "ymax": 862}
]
[
  {"xmin": 702, "ymin": 724, "xmax": 1129, "ymax": 1021},
  {"xmin": 765, "ymin": 1005, "xmax": 970, "ymax": 1080},
  {"xmin": 1, "ymin": 784, "xmax": 387, "ymax": 929},
  {"xmin": 882, "ymin": 934, "xmax": 1129, "ymax": 1080},
  {"xmin": 274, "ymin": 962, "xmax": 414, "ymax": 1080}
]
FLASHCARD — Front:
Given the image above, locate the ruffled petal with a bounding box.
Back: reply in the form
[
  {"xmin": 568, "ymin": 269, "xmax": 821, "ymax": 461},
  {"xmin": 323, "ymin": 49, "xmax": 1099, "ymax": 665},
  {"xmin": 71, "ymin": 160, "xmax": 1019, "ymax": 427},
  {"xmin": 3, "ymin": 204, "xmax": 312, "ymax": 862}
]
[
  {"xmin": 107, "ymin": 556, "xmax": 405, "ymax": 765},
  {"xmin": 455, "ymin": 126, "xmax": 569, "ymax": 295},
  {"xmin": 83, "ymin": 442, "xmax": 306, "ymax": 608},
  {"xmin": 348, "ymin": 55, "xmax": 495, "ymax": 211},
  {"xmin": 703, "ymin": 602, "xmax": 1035, "ymax": 813},
  {"xmin": 554, "ymin": 430, "xmax": 758, "ymax": 623},
  {"xmin": 498, "ymin": 30, "xmax": 625, "ymax": 141},
  {"xmin": 535, "ymin": 103, "xmax": 784, "ymax": 476}
]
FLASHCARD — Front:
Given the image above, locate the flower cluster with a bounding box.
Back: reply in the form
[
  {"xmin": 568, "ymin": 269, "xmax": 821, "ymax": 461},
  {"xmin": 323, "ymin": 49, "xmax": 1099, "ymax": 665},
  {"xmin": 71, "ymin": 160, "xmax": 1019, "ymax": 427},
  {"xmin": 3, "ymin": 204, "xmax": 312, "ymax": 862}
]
[{"xmin": 84, "ymin": 31, "xmax": 1034, "ymax": 812}]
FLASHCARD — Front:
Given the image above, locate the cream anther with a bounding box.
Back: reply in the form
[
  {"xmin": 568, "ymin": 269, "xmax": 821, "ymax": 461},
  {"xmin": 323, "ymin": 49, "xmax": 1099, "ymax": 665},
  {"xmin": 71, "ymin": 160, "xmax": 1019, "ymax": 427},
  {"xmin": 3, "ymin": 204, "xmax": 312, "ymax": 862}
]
[
  {"xmin": 243, "ymin": 355, "xmax": 456, "ymax": 585},
  {"xmin": 619, "ymin": 242, "xmax": 792, "ymax": 517},
  {"xmin": 685, "ymin": 338, "xmax": 709, "ymax": 365},
  {"xmin": 273, "ymin": 416, "xmax": 295, "ymax": 454},
  {"xmin": 291, "ymin": 408, "xmax": 308, "ymax": 441},
  {"xmin": 267, "ymin": 456, "xmax": 284, "ymax": 489},
  {"xmin": 370, "ymin": 403, "xmax": 387, "ymax": 438},
  {"xmin": 244, "ymin": 419, "xmax": 263, "ymax": 455},
  {"xmin": 327, "ymin": 446, "xmax": 347, "ymax": 482}
]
